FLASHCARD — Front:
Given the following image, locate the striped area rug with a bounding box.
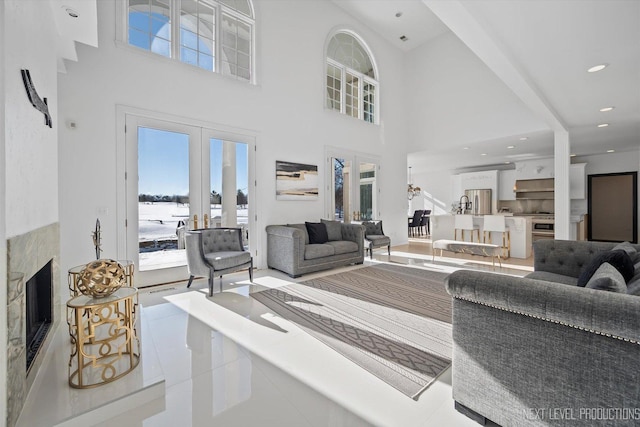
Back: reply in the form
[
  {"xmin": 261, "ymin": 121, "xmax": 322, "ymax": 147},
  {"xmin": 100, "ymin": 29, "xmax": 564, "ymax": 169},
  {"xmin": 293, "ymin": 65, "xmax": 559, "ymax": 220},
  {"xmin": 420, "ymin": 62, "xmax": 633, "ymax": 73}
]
[{"xmin": 251, "ymin": 263, "xmax": 452, "ymax": 399}]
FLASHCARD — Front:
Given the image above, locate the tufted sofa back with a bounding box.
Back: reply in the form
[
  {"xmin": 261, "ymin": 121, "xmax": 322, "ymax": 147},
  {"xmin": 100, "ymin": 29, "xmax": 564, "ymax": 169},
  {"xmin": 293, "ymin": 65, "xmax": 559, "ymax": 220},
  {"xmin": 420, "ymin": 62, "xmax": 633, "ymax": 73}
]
[{"xmin": 533, "ymin": 240, "xmax": 640, "ymax": 278}]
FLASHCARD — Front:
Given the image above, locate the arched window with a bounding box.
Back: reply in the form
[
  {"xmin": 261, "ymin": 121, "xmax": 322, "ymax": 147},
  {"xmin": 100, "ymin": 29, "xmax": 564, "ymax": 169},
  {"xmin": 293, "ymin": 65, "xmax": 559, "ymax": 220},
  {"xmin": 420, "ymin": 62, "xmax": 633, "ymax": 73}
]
[
  {"xmin": 127, "ymin": 0, "xmax": 254, "ymax": 82},
  {"xmin": 326, "ymin": 31, "xmax": 378, "ymax": 123}
]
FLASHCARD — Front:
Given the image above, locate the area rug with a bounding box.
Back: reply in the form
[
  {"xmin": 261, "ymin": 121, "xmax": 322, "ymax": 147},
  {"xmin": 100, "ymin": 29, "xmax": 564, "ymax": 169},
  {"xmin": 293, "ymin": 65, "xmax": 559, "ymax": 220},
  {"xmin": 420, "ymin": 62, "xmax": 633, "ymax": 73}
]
[{"xmin": 251, "ymin": 263, "xmax": 452, "ymax": 399}]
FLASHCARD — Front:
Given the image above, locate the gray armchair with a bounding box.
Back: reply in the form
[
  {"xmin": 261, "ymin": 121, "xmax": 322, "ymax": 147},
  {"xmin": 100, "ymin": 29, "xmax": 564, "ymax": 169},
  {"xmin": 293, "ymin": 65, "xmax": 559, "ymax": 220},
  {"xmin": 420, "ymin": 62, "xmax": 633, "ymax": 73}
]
[
  {"xmin": 362, "ymin": 220, "xmax": 391, "ymax": 258},
  {"xmin": 185, "ymin": 228, "xmax": 253, "ymax": 297}
]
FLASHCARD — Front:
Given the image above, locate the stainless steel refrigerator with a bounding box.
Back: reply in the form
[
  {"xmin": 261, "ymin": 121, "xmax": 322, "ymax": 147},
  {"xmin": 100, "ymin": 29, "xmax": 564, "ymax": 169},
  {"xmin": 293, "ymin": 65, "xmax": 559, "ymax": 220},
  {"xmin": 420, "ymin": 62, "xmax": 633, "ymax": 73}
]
[{"xmin": 465, "ymin": 189, "xmax": 492, "ymax": 215}]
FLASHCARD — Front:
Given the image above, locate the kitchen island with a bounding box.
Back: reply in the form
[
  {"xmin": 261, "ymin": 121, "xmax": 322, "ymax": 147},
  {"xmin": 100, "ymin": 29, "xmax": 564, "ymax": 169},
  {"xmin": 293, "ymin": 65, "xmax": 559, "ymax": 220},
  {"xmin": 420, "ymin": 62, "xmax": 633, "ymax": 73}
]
[{"xmin": 430, "ymin": 214, "xmax": 532, "ymax": 259}]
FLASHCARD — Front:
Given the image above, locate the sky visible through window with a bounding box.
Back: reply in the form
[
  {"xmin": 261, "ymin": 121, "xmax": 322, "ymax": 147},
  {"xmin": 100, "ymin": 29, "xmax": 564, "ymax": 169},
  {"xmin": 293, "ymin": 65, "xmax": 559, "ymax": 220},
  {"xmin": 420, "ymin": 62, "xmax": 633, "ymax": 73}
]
[{"xmin": 138, "ymin": 127, "xmax": 248, "ymax": 198}]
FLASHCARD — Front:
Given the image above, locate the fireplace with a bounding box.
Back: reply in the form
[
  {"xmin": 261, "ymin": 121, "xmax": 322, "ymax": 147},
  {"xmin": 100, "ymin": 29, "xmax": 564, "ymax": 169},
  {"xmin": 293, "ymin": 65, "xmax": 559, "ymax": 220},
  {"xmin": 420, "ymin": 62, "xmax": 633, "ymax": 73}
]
[
  {"xmin": 6, "ymin": 222, "xmax": 60, "ymax": 427},
  {"xmin": 25, "ymin": 260, "xmax": 53, "ymax": 372}
]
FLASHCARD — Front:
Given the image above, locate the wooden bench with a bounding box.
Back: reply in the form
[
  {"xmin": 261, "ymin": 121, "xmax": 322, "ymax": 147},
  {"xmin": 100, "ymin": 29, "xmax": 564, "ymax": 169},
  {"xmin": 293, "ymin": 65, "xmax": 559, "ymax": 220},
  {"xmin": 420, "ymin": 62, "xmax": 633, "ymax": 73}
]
[{"xmin": 432, "ymin": 239, "xmax": 502, "ymax": 267}]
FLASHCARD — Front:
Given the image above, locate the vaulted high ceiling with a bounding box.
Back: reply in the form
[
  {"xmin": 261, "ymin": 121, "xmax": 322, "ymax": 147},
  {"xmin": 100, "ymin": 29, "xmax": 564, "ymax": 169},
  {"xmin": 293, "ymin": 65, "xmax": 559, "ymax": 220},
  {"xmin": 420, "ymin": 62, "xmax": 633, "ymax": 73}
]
[{"xmin": 334, "ymin": 0, "xmax": 640, "ymax": 172}]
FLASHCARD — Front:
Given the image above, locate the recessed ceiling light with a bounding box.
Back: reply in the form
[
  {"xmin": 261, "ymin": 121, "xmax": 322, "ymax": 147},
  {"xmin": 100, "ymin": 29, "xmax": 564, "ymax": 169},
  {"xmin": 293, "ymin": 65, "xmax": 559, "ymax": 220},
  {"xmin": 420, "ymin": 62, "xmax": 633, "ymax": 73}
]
[
  {"xmin": 519, "ymin": 137, "xmax": 528, "ymax": 141},
  {"xmin": 607, "ymin": 149, "xmax": 615, "ymax": 153},
  {"xmin": 504, "ymin": 161, "xmax": 510, "ymax": 164},
  {"xmin": 587, "ymin": 64, "xmax": 608, "ymax": 73},
  {"xmin": 463, "ymin": 147, "xmax": 469, "ymax": 150},
  {"xmin": 597, "ymin": 123, "xmax": 609, "ymax": 128},
  {"xmin": 507, "ymin": 145, "xmax": 515, "ymax": 149},
  {"xmin": 395, "ymin": 11, "xmax": 403, "ymax": 18},
  {"xmin": 481, "ymin": 153, "xmax": 487, "ymax": 156}
]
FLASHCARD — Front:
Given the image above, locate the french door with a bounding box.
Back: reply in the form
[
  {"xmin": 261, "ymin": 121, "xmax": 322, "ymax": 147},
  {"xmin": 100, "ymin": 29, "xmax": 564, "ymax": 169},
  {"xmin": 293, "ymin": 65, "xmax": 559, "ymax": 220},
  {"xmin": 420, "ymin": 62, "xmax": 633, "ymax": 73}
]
[
  {"xmin": 124, "ymin": 115, "xmax": 253, "ymax": 286},
  {"xmin": 326, "ymin": 148, "xmax": 380, "ymax": 222}
]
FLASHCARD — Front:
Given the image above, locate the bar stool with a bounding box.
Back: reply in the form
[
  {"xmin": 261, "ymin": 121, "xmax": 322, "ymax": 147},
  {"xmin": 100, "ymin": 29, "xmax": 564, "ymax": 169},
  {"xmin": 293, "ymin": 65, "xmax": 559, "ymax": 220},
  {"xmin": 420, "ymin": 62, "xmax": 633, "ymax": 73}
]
[
  {"xmin": 454, "ymin": 215, "xmax": 480, "ymax": 242},
  {"xmin": 483, "ymin": 215, "xmax": 510, "ymax": 259}
]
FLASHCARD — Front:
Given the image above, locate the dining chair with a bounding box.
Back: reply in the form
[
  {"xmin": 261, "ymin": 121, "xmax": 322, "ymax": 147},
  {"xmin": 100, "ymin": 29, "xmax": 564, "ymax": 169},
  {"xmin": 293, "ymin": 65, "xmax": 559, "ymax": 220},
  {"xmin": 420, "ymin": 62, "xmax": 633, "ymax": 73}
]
[
  {"xmin": 420, "ymin": 210, "xmax": 432, "ymax": 235},
  {"xmin": 408, "ymin": 210, "xmax": 424, "ymax": 236}
]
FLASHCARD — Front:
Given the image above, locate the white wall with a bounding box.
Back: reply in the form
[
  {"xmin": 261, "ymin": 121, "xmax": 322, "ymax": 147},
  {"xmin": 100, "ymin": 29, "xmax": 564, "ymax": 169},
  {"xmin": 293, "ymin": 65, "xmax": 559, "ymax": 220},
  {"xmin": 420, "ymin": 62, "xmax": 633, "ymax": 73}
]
[
  {"xmin": 58, "ymin": 0, "xmax": 409, "ymax": 273},
  {"xmin": 0, "ymin": 0, "xmax": 7, "ymax": 421},
  {"xmin": 411, "ymin": 169, "xmax": 455, "ymax": 215},
  {"xmin": 4, "ymin": 0, "xmax": 59, "ymax": 238},
  {"xmin": 2, "ymin": 0, "xmax": 61, "ymax": 420},
  {"xmin": 404, "ymin": 32, "xmax": 547, "ymax": 153}
]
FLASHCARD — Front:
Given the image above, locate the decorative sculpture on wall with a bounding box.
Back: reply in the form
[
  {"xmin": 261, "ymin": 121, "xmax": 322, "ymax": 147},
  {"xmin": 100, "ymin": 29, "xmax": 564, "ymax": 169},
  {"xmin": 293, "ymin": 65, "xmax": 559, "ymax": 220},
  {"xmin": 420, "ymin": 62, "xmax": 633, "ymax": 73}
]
[
  {"xmin": 92, "ymin": 218, "xmax": 102, "ymax": 260},
  {"xmin": 20, "ymin": 69, "xmax": 52, "ymax": 128}
]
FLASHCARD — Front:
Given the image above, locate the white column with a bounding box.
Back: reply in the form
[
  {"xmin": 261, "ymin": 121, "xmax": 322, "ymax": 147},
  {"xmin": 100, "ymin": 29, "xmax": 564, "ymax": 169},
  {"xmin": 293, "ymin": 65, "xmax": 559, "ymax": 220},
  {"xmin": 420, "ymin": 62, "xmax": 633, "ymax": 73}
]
[
  {"xmin": 554, "ymin": 130, "xmax": 571, "ymax": 240},
  {"xmin": 221, "ymin": 141, "xmax": 237, "ymax": 227}
]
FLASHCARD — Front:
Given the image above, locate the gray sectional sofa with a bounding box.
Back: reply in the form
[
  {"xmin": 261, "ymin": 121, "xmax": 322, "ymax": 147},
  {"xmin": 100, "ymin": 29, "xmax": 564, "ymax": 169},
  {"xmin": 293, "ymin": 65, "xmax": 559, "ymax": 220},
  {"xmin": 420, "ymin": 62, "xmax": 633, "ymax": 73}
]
[
  {"xmin": 445, "ymin": 239, "xmax": 640, "ymax": 427},
  {"xmin": 266, "ymin": 219, "xmax": 364, "ymax": 277}
]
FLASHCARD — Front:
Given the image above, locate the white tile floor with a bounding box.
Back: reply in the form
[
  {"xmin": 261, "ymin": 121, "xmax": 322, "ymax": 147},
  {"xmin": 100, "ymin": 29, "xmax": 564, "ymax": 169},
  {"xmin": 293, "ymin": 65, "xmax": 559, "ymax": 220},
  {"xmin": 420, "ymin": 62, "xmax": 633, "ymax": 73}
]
[{"xmin": 22, "ymin": 252, "xmax": 532, "ymax": 427}]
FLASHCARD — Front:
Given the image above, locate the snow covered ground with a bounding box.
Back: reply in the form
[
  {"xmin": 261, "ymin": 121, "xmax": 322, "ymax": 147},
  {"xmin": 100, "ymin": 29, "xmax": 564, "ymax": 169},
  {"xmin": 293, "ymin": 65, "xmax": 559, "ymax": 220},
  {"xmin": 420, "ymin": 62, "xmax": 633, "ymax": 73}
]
[
  {"xmin": 139, "ymin": 202, "xmax": 248, "ymax": 242},
  {"xmin": 138, "ymin": 202, "xmax": 249, "ymax": 270}
]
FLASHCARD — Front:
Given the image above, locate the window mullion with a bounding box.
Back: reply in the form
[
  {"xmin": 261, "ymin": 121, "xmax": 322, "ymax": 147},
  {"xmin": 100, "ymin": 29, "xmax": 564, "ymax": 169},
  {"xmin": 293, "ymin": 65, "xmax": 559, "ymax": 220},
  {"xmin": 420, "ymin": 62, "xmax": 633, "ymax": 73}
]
[
  {"xmin": 357, "ymin": 73, "xmax": 364, "ymax": 120},
  {"xmin": 215, "ymin": 3, "xmax": 222, "ymax": 73},
  {"xmin": 172, "ymin": 0, "xmax": 181, "ymax": 59},
  {"xmin": 340, "ymin": 66, "xmax": 346, "ymax": 115}
]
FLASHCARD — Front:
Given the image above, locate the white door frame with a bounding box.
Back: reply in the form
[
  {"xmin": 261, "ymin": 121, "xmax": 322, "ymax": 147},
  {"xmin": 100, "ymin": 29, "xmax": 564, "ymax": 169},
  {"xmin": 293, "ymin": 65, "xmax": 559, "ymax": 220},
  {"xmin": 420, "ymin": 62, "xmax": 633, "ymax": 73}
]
[
  {"xmin": 325, "ymin": 146, "xmax": 381, "ymax": 221},
  {"xmin": 116, "ymin": 105, "xmax": 257, "ymax": 286}
]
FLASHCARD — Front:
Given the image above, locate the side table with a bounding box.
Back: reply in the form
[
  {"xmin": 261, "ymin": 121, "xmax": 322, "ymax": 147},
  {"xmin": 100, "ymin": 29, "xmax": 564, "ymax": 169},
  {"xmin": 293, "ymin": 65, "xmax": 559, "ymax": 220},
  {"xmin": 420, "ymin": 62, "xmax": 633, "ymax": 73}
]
[{"xmin": 66, "ymin": 287, "xmax": 140, "ymax": 388}]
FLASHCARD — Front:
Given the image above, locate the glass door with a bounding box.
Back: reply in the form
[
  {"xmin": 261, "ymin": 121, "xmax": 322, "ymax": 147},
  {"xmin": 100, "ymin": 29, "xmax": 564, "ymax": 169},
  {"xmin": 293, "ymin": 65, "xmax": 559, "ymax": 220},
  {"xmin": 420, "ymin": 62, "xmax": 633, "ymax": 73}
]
[
  {"xmin": 326, "ymin": 149, "xmax": 379, "ymax": 222},
  {"xmin": 125, "ymin": 116, "xmax": 206, "ymax": 286},
  {"xmin": 124, "ymin": 115, "xmax": 254, "ymax": 287}
]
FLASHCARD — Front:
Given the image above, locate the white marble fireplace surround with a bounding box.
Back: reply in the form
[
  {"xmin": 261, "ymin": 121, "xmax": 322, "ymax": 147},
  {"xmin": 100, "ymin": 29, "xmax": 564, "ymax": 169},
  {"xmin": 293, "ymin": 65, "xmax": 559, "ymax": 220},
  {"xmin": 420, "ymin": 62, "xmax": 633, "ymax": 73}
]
[{"xmin": 6, "ymin": 222, "xmax": 60, "ymax": 427}]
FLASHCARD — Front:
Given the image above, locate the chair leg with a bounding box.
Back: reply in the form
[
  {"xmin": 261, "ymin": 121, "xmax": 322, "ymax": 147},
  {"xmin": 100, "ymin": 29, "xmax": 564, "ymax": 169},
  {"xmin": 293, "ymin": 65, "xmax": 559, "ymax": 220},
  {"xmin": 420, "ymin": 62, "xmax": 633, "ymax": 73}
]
[
  {"xmin": 249, "ymin": 259, "xmax": 253, "ymax": 282},
  {"xmin": 187, "ymin": 275, "xmax": 195, "ymax": 288},
  {"xmin": 387, "ymin": 244, "xmax": 391, "ymax": 256},
  {"xmin": 208, "ymin": 270, "xmax": 215, "ymax": 297}
]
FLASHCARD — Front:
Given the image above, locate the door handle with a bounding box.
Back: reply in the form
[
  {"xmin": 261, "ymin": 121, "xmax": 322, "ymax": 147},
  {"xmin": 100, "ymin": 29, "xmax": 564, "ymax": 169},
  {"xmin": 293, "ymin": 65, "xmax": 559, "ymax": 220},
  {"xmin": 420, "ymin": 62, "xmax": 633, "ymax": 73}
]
[
  {"xmin": 204, "ymin": 214, "xmax": 209, "ymax": 229},
  {"xmin": 193, "ymin": 214, "xmax": 198, "ymax": 230}
]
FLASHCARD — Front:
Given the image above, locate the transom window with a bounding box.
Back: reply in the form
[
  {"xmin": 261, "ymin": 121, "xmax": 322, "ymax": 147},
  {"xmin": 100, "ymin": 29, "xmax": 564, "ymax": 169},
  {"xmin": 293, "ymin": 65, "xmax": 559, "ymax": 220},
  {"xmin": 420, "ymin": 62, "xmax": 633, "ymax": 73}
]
[
  {"xmin": 326, "ymin": 32, "xmax": 378, "ymax": 124},
  {"xmin": 127, "ymin": 0, "xmax": 254, "ymax": 82}
]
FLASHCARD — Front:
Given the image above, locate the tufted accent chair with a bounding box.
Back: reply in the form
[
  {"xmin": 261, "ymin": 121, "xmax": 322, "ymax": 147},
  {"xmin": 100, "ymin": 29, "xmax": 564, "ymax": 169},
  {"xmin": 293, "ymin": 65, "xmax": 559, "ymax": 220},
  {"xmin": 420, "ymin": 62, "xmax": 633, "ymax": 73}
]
[{"xmin": 185, "ymin": 228, "xmax": 253, "ymax": 296}]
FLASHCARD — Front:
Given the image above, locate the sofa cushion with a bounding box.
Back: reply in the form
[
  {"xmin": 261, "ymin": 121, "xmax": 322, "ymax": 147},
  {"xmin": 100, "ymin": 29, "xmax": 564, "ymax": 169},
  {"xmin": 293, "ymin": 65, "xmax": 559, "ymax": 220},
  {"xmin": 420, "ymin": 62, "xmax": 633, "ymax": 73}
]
[
  {"xmin": 585, "ymin": 262, "xmax": 627, "ymax": 293},
  {"xmin": 305, "ymin": 222, "xmax": 328, "ymax": 244},
  {"xmin": 287, "ymin": 224, "xmax": 309, "ymax": 245},
  {"xmin": 577, "ymin": 250, "xmax": 634, "ymax": 287},
  {"xmin": 525, "ymin": 271, "xmax": 579, "ymax": 286},
  {"xmin": 362, "ymin": 221, "xmax": 383, "ymax": 237},
  {"xmin": 305, "ymin": 244, "xmax": 334, "ymax": 260},
  {"xmin": 321, "ymin": 219, "xmax": 343, "ymax": 241},
  {"xmin": 326, "ymin": 240, "xmax": 359, "ymax": 255}
]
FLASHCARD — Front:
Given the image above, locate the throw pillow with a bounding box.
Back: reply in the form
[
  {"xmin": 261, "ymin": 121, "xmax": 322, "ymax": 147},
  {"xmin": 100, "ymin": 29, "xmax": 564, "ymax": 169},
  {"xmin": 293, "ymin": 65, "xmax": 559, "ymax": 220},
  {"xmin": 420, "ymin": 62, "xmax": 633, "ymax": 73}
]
[
  {"xmin": 305, "ymin": 222, "xmax": 328, "ymax": 244},
  {"xmin": 320, "ymin": 219, "xmax": 342, "ymax": 241},
  {"xmin": 613, "ymin": 241, "xmax": 638, "ymax": 260},
  {"xmin": 577, "ymin": 249, "xmax": 635, "ymax": 287},
  {"xmin": 585, "ymin": 263, "xmax": 627, "ymax": 293}
]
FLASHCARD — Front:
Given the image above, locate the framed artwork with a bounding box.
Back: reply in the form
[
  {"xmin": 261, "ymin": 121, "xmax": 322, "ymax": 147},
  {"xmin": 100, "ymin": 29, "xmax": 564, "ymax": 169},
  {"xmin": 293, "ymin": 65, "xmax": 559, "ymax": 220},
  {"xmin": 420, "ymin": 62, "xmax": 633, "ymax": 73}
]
[{"xmin": 276, "ymin": 161, "xmax": 319, "ymax": 200}]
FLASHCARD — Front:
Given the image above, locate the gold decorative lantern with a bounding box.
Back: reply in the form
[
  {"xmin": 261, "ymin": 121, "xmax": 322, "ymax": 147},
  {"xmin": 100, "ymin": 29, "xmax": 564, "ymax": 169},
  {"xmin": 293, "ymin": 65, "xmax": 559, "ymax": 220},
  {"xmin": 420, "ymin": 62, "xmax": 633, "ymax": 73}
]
[{"xmin": 77, "ymin": 259, "xmax": 125, "ymax": 298}]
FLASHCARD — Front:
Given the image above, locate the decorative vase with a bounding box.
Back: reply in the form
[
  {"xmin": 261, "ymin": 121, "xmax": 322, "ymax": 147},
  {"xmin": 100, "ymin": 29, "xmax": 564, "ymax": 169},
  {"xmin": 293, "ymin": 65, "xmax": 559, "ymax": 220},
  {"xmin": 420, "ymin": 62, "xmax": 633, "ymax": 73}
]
[{"xmin": 77, "ymin": 259, "xmax": 125, "ymax": 298}]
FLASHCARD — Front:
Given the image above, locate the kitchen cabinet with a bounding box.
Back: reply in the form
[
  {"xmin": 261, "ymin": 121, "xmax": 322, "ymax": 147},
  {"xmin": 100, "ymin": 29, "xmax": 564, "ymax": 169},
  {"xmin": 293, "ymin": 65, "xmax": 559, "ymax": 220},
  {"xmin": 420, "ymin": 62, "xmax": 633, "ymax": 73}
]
[
  {"xmin": 570, "ymin": 163, "xmax": 586, "ymax": 199},
  {"xmin": 498, "ymin": 169, "xmax": 516, "ymax": 200}
]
